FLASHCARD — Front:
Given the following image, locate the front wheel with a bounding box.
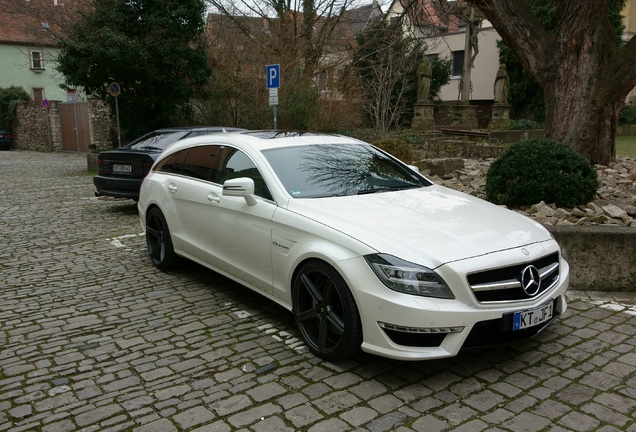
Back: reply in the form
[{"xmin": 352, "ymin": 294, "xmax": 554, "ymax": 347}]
[
  {"xmin": 292, "ymin": 261, "xmax": 362, "ymax": 360},
  {"xmin": 145, "ymin": 207, "xmax": 180, "ymax": 270}
]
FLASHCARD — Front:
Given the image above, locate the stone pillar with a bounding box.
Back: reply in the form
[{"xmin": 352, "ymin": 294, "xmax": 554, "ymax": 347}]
[
  {"xmin": 411, "ymin": 103, "xmax": 435, "ymax": 131},
  {"xmin": 489, "ymin": 104, "xmax": 510, "ymax": 130}
]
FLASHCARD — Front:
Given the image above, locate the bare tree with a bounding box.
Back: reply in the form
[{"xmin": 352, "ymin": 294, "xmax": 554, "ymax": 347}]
[
  {"xmin": 206, "ymin": 0, "xmax": 366, "ymax": 79},
  {"xmin": 204, "ymin": 0, "xmax": 378, "ymax": 129},
  {"xmin": 364, "ymin": 48, "xmax": 420, "ymax": 136}
]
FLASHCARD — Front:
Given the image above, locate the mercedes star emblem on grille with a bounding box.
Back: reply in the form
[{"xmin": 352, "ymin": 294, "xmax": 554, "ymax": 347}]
[{"xmin": 521, "ymin": 265, "xmax": 541, "ymax": 296}]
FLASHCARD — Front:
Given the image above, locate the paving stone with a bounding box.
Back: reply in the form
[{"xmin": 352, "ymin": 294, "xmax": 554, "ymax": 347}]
[
  {"xmin": 502, "ymin": 412, "xmax": 551, "ymax": 432},
  {"xmin": 133, "ymin": 418, "xmax": 178, "ymax": 432},
  {"xmin": 558, "ymin": 411, "xmax": 601, "ymax": 432},
  {"xmin": 246, "ymin": 382, "xmax": 286, "ymax": 402},
  {"xmin": 339, "ymin": 406, "xmax": 378, "ymax": 427},
  {"xmin": 172, "ymin": 406, "xmax": 215, "ymax": 429},
  {"xmin": 365, "ymin": 411, "xmax": 409, "ymax": 432},
  {"xmin": 70, "ymin": 404, "xmax": 120, "ymax": 427},
  {"xmin": 285, "ymin": 404, "xmax": 323, "ymax": 428},
  {"xmin": 227, "ymin": 402, "xmax": 281, "ymax": 428},
  {"xmin": 411, "ymin": 414, "xmax": 449, "ymax": 432}
]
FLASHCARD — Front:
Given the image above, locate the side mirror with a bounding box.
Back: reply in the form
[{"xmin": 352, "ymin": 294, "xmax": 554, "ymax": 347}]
[
  {"xmin": 407, "ymin": 164, "xmax": 420, "ymax": 173},
  {"xmin": 223, "ymin": 177, "xmax": 257, "ymax": 206}
]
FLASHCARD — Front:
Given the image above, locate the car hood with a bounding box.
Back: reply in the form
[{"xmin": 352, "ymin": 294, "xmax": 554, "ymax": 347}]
[{"xmin": 285, "ymin": 185, "xmax": 552, "ymax": 268}]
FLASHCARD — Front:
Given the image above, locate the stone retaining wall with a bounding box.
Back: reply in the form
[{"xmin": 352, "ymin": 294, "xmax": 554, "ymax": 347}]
[
  {"xmin": 548, "ymin": 225, "xmax": 636, "ymax": 292},
  {"xmin": 13, "ymin": 100, "xmax": 114, "ymax": 153},
  {"xmin": 14, "ymin": 101, "xmax": 60, "ymax": 151}
]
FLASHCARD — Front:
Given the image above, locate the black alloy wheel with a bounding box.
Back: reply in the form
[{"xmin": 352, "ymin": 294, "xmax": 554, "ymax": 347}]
[
  {"xmin": 145, "ymin": 207, "xmax": 179, "ymax": 270},
  {"xmin": 292, "ymin": 261, "xmax": 362, "ymax": 360}
]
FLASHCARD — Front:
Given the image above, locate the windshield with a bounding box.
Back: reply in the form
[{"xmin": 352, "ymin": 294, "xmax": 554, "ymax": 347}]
[
  {"xmin": 263, "ymin": 143, "xmax": 431, "ymax": 198},
  {"xmin": 125, "ymin": 131, "xmax": 188, "ymax": 151}
]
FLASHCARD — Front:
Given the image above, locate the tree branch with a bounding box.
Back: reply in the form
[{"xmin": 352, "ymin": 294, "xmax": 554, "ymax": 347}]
[{"xmin": 466, "ymin": 0, "xmax": 554, "ymax": 84}]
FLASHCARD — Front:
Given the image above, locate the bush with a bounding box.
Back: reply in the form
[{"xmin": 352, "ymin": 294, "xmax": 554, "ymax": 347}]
[
  {"xmin": 0, "ymin": 86, "xmax": 30, "ymax": 131},
  {"xmin": 619, "ymin": 104, "xmax": 636, "ymax": 125},
  {"xmin": 508, "ymin": 119, "xmax": 542, "ymax": 130},
  {"xmin": 485, "ymin": 137, "xmax": 598, "ymax": 208},
  {"xmin": 372, "ymin": 138, "xmax": 417, "ymax": 163}
]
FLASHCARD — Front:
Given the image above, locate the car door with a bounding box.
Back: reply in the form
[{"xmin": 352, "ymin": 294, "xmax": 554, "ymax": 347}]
[
  {"xmin": 200, "ymin": 145, "xmax": 277, "ymax": 294},
  {"xmin": 165, "ymin": 145, "xmax": 226, "ymax": 262}
]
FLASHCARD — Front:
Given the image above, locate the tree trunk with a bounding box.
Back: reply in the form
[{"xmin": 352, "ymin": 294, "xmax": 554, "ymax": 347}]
[
  {"xmin": 542, "ymin": 2, "xmax": 619, "ymax": 165},
  {"xmin": 468, "ymin": 0, "xmax": 636, "ymax": 165}
]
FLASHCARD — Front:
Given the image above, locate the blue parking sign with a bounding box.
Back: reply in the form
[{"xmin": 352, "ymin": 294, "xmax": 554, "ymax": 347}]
[{"xmin": 266, "ymin": 64, "xmax": 280, "ymax": 89}]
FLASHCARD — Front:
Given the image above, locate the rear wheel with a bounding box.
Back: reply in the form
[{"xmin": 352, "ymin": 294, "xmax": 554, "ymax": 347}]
[
  {"xmin": 145, "ymin": 207, "xmax": 179, "ymax": 270},
  {"xmin": 292, "ymin": 261, "xmax": 362, "ymax": 360}
]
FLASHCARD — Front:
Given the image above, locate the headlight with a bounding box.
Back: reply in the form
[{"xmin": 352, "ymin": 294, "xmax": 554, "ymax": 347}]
[{"xmin": 364, "ymin": 254, "xmax": 454, "ymax": 299}]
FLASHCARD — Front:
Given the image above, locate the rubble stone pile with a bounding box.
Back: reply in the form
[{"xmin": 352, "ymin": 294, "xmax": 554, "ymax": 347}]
[{"xmin": 428, "ymin": 157, "xmax": 636, "ymax": 228}]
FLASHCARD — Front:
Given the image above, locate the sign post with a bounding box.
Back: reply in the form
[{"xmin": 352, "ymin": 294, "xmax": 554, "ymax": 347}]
[
  {"xmin": 108, "ymin": 82, "xmax": 122, "ymax": 148},
  {"xmin": 266, "ymin": 64, "xmax": 280, "ymax": 130}
]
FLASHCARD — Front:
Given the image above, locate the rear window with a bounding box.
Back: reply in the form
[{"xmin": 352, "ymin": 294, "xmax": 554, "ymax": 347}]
[{"xmin": 125, "ymin": 131, "xmax": 188, "ymax": 151}]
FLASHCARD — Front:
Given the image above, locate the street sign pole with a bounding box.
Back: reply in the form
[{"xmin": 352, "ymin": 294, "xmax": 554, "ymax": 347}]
[
  {"xmin": 108, "ymin": 82, "xmax": 122, "ymax": 148},
  {"xmin": 114, "ymin": 98, "xmax": 121, "ymax": 148},
  {"xmin": 266, "ymin": 64, "xmax": 280, "ymax": 130}
]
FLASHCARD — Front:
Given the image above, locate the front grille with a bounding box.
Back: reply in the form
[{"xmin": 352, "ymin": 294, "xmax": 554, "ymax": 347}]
[
  {"xmin": 462, "ymin": 300, "xmax": 560, "ymax": 349},
  {"xmin": 467, "ymin": 252, "xmax": 560, "ymax": 303}
]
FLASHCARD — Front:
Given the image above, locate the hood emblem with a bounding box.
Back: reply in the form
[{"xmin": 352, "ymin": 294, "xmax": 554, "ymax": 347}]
[
  {"xmin": 521, "ymin": 265, "xmax": 541, "ymax": 297},
  {"xmin": 521, "ymin": 248, "xmax": 530, "ymax": 256}
]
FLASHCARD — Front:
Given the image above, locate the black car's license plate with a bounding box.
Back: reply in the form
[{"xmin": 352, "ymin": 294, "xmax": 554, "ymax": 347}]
[
  {"xmin": 112, "ymin": 164, "xmax": 132, "ymax": 173},
  {"xmin": 512, "ymin": 301, "xmax": 554, "ymax": 331}
]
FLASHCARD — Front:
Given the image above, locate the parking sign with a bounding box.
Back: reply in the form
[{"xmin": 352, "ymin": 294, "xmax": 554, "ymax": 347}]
[{"xmin": 266, "ymin": 64, "xmax": 280, "ymax": 89}]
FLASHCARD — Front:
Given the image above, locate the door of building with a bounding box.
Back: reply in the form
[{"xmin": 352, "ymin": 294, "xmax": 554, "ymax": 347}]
[{"xmin": 59, "ymin": 102, "xmax": 90, "ymax": 152}]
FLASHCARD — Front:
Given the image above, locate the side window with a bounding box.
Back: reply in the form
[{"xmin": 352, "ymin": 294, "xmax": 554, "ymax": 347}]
[
  {"xmin": 216, "ymin": 148, "xmax": 271, "ymax": 199},
  {"xmin": 154, "ymin": 149, "xmax": 188, "ymax": 174},
  {"xmin": 181, "ymin": 145, "xmax": 221, "ymax": 181}
]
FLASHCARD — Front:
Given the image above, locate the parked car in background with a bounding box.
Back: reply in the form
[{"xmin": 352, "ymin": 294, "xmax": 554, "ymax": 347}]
[
  {"xmin": 138, "ymin": 130, "xmax": 570, "ymax": 361},
  {"xmin": 93, "ymin": 126, "xmax": 244, "ymax": 200},
  {"xmin": 0, "ymin": 128, "xmax": 14, "ymax": 150}
]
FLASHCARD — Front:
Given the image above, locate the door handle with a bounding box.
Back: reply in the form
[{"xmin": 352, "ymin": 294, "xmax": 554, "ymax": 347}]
[
  {"xmin": 168, "ymin": 184, "xmax": 177, "ymax": 193},
  {"xmin": 207, "ymin": 192, "xmax": 221, "ymax": 203}
]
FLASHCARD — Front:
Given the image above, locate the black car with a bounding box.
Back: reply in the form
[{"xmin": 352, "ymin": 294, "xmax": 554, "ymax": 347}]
[
  {"xmin": 0, "ymin": 128, "xmax": 14, "ymax": 150},
  {"xmin": 93, "ymin": 126, "xmax": 245, "ymax": 200}
]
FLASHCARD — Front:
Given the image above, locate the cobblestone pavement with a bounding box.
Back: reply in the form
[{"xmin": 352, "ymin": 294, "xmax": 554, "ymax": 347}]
[{"xmin": 1, "ymin": 150, "xmax": 636, "ymax": 432}]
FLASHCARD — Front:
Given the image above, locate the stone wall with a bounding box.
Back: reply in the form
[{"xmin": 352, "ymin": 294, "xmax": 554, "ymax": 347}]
[
  {"xmin": 14, "ymin": 101, "xmax": 60, "ymax": 152},
  {"xmin": 13, "ymin": 100, "xmax": 114, "ymax": 153},
  {"xmin": 87, "ymin": 100, "xmax": 116, "ymax": 151},
  {"xmin": 548, "ymin": 225, "xmax": 636, "ymax": 292},
  {"xmin": 416, "ymin": 138, "xmax": 509, "ymax": 159}
]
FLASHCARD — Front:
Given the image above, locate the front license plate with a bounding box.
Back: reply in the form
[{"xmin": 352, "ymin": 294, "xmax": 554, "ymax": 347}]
[
  {"xmin": 512, "ymin": 301, "xmax": 554, "ymax": 331},
  {"xmin": 112, "ymin": 164, "xmax": 132, "ymax": 174}
]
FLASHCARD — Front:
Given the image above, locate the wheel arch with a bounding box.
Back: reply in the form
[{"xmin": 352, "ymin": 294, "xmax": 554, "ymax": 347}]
[{"xmin": 290, "ymin": 257, "xmax": 364, "ymax": 360}]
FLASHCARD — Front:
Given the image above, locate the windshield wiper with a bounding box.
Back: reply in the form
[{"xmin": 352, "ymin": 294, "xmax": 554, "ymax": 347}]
[{"xmin": 357, "ymin": 184, "xmax": 419, "ymax": 195}]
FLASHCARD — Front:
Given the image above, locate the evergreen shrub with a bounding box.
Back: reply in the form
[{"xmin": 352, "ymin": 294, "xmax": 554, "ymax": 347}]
[
  {"xmin": 619, "ymin": 104, "xmax": 636, "ymax": 125},
  {"xmin": 508, "ymin": 119, "xmax": 541, "ymax": 130},
  {"xmin": 485, "ymin": 137, "xmax": 598, "ymax": 208}
]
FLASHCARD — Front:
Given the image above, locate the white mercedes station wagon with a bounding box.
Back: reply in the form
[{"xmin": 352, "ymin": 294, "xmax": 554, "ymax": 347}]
[{"xmin": 138, "ymin": 131, "xmax": 569, "ymax": 361}]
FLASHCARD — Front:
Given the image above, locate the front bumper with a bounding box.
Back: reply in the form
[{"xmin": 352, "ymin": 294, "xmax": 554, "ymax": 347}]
[{"xmin": 337, "ymin": 241, "xmax": 569, "ymax": 361}]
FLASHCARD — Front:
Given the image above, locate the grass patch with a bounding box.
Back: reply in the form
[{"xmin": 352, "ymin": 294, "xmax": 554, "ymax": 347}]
[{"xmin": 617, "ymin": 135, "xmax": 636, "ymax": 158}]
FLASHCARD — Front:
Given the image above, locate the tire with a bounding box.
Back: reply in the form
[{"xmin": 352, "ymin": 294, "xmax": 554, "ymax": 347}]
[
  {"xmin": 292, "ymin": 260, "xmax": 362, "ymax": 360},
  {"xmin": 145, "ymin": 207, "xmax": 180, "ymax": 270}
]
